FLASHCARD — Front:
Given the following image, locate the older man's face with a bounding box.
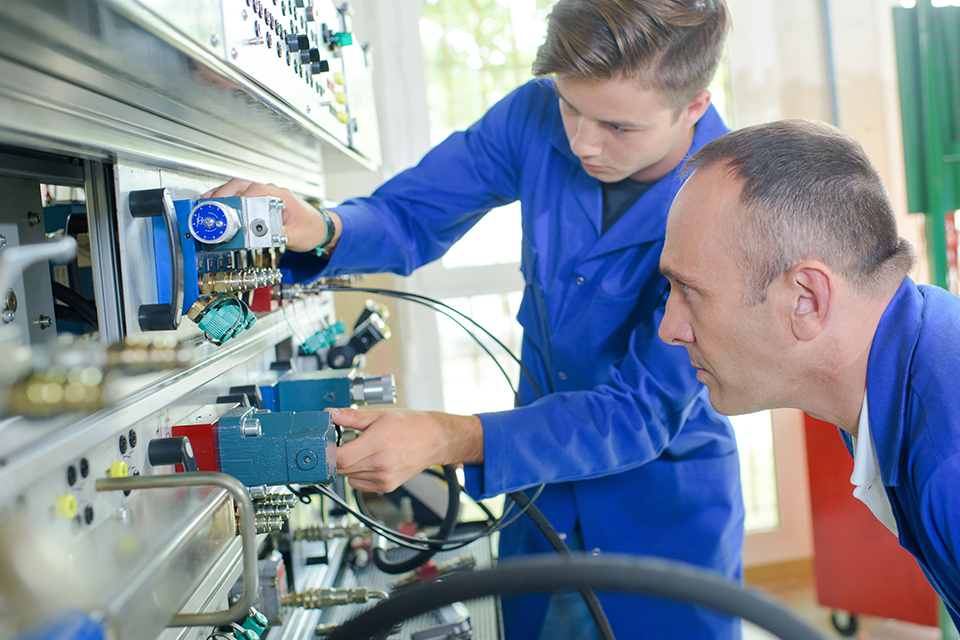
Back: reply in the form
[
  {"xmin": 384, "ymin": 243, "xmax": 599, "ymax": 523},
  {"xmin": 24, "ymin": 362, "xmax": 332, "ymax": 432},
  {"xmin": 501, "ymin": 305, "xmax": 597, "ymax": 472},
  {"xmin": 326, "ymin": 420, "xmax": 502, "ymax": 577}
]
[{"xmin": 658, "ymin": 165, "xmax": 789, "ymax": 416}]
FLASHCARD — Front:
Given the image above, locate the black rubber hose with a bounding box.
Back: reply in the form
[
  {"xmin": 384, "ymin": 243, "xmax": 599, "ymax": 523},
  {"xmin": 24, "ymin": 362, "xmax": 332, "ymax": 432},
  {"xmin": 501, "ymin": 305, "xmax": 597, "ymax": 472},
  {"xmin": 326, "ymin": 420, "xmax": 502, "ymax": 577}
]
[
  {"xmin": 326, "ymin": 555, "xmax": 825, "ymax": 640},
  {"xmin": 50, "ymin": 280, "xmax": 98, "ymax": 327},
  {"xmin": 372, "ymin": 465, "xmax": 461, "ymax": 574},
  {"xmin": 509, "ymin": 490, "xmax": 614, "ymax": 640},
  {"xmin": 421, "ymin": 466, "xmax": 496, "ymax": 523},
  {"xmin": 53, "ymin": 305, "xmax": 94, "ymax": 328}
]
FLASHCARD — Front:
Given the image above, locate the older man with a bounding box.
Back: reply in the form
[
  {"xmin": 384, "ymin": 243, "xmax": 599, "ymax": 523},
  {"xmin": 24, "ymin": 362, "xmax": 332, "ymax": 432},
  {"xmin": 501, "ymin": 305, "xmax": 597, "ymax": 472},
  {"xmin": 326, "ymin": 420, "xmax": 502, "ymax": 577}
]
[{"xmin": 658, "ymin": 118, "xmax": 960, "ymax": 628}]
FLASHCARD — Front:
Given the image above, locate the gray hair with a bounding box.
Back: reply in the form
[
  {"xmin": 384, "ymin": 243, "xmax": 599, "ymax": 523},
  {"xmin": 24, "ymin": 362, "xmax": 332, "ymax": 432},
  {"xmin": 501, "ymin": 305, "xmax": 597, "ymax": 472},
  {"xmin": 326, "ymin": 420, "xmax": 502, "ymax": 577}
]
[{"xmin": 685, "ymin": 119, "xmax": 915, "ymax": 304}]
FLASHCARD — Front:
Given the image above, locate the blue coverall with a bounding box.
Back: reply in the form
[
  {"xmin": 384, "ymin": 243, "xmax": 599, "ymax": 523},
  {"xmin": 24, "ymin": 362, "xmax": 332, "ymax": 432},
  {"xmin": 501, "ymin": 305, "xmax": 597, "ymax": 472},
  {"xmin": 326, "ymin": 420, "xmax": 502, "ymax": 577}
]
[
  {"xmin": 840, "ymin": 278, "xmax": 960, "ymax": 629},
  {"xmin": 282, "ymin": 79, "xmax": 745, "ymax": 639}
]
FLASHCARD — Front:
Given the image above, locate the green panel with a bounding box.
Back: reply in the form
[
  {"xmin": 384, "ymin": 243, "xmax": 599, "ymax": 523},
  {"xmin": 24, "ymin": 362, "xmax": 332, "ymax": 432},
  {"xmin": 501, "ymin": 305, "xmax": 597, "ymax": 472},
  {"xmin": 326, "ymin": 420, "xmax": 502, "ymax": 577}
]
[
  {"xmin": 894, "ymin": 8, "xmax": 928, "ymax": 215},
  {"xmin": 891, "ymin": 4, "xmax": 960, "ymax": 288},
  {"xmin": 942, "ymin": 600, "xmax": 959, "ymax": 640}
]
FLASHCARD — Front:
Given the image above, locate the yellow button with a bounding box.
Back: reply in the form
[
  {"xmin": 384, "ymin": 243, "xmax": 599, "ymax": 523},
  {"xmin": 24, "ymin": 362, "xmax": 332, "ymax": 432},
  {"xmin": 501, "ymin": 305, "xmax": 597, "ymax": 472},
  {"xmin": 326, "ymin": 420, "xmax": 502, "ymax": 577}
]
[
  {"xmin": 337, "ymin": 111, "xmax": 349, "ymax": 124},
  {"xmin": 333, "ymin": 72, "xmax": 344, "ymax": 85},
  {"xmin": 108, "ymin": 461, "xmax": 129, "ymax": 478},
  {"xmin": 335, "ymin": 91, "xmax": 346, "ymax": 105},
  {"xmin": 55, "ymin": 494, "xmax": 78, "ymax": 519}
]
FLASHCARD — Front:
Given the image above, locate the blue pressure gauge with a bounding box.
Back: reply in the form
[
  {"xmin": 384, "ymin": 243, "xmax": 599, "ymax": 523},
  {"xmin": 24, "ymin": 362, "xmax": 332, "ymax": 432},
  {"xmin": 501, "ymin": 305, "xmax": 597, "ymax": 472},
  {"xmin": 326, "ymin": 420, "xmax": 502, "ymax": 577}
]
[{"xmin": 188, "ymin": 201, "xmax": 241, "ymax": 244}]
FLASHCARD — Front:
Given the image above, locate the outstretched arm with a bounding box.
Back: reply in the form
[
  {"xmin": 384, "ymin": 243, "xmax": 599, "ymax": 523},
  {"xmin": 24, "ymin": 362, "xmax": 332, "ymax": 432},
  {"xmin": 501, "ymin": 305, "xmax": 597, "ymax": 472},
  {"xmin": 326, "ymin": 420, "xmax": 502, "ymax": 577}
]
[
  {"xmin": 330, "ymin": 407, "xmax": 484, "ymax": 493},
  {"xmin": 203, "ymin": 179, "xmax": 342, "ymax": 253}
]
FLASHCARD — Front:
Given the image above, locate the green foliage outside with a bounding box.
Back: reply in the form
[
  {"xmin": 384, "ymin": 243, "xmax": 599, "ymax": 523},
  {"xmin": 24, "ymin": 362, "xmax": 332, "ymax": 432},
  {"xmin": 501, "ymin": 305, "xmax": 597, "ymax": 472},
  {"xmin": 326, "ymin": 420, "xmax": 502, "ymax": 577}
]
[{"xmin": 420, "ymin": 0, "xmax": 554, "ymax": 143}]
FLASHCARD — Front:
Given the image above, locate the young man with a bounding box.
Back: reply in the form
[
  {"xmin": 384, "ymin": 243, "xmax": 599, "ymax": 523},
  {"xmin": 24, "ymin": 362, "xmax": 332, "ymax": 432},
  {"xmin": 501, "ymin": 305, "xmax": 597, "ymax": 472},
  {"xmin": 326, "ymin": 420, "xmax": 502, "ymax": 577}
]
[
  {"xmin": 211, "ymin": 1, "xmax": 743, "ymax": 637},
  {"xmin": 659, "ymin": 119, "xmax": 960, "ymax": 629}
]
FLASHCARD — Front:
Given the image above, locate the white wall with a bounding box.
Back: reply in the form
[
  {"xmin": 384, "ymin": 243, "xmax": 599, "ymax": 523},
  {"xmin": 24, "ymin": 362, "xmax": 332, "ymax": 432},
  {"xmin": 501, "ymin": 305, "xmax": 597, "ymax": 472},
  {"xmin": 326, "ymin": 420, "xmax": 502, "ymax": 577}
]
[{"xmin": 725, "ymin": 0, "xmax": 925, "ymax": 567}]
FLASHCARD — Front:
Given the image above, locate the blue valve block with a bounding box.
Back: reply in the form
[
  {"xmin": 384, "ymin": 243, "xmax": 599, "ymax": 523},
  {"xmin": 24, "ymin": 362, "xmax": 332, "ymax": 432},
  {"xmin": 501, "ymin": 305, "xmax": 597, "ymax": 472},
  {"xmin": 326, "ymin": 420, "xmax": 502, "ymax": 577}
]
[
  {"xmin": 215, "ymin": 406, "xmax": 336, "ymax": 487},
  {"xmin": 259, "ymin": 371, "xmax": 396, "ymax": 413},
  {"xmin": 152, "ymin": 196, "xmax": 280, "ymax": 316},
  {"xmin": 278, "ymin": 373, "xmax": 352, "ymax": 413}
]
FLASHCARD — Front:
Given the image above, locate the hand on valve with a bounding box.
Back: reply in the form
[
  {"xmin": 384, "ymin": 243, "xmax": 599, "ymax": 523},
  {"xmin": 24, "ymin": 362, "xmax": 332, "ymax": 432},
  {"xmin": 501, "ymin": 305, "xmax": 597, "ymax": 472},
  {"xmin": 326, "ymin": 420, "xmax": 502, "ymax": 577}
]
[
  {"xmin": 203, "ymin": 179, "xmax": 340, "ymax": 253},
  {"xmin": 329, "ymin": 407, "xmax": 484, "ymax": 493}
]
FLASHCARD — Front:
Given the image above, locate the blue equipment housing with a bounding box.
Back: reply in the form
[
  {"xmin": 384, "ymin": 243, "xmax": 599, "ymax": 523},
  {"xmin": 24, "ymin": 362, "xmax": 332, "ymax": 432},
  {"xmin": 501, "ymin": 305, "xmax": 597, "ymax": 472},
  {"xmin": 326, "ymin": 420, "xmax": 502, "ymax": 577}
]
[{"xmin": 215, "ymin": 406, "xmax": 336, "ymax": 487}]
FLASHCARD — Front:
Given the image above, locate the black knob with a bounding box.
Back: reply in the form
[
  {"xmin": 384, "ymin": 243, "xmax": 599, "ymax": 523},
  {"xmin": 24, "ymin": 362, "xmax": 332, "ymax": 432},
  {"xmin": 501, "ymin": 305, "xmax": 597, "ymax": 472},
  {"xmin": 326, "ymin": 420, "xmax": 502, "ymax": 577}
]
[
  {"xmin": 300, "ymin": 47, "xmax": 321, "ymax": 64},
  {"xmin": 286, "ymin": 33, "xmax": 309, "ymax": 51},
  {"xmin": 311, "ymin": 59, "xmax": 330, "ymax": 74},
  {"xmin": 148, "ymin": 437, "xmax": 199, "ymax": 472}
]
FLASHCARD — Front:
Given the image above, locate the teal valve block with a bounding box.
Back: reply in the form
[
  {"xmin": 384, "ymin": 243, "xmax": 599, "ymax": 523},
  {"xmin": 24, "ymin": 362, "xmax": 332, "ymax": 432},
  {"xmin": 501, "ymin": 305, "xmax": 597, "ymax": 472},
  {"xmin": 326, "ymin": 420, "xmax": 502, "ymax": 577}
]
[
  {"xmin": 277, "ymin": 374, "xmax": 352, "ymax": 412},
  {"xmin": 215, "ymin": 406, "xmax": 336, "ymax": 487}
]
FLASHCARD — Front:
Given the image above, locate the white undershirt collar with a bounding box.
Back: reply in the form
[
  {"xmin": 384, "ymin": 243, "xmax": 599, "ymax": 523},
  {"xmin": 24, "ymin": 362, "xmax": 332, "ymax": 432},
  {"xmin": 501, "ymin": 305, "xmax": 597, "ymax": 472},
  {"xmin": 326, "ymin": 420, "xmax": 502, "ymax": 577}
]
[{"xmin": 850, "ymin": 391, "xmax": 899, "ymax": 536}]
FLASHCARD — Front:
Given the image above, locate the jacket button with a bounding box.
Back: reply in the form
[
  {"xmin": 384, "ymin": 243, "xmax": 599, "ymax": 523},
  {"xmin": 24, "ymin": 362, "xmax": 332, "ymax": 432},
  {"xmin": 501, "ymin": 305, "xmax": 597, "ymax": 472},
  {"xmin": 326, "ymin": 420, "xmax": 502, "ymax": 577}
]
[
  {"xmin": 558, "ymin": 372, "xmax": 567, "ymax": 380},
  {"xmin": 576, "ymin": 276, "xmax": 585, "ymax": 285}
]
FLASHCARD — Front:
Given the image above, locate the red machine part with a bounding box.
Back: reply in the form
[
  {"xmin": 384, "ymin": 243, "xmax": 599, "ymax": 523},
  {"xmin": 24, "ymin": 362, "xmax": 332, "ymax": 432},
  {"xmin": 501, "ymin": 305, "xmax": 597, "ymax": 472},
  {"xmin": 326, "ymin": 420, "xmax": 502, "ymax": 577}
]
[
  {"xmin": 172, "ymin": 421, "xmax": 219, "ymax": 473},
  {"xmin": 803, "ymin": 414, "xmax": 938, "ymax": 626},
  {"xmin": 248, "ymin": 286, "xmax": 277, "ymax": 313}
]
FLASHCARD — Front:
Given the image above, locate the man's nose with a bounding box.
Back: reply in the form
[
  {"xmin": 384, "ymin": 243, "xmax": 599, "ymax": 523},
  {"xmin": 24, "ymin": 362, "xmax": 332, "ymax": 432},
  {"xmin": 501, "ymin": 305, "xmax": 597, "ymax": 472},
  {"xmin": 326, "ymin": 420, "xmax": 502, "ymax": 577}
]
[
  {"xmin": 659, "ymin": 294, "xmax": 694, "ymax": 345},
  {"xmin": 569, "ymin": 117, "xmax": 602, "ymax": 157}
]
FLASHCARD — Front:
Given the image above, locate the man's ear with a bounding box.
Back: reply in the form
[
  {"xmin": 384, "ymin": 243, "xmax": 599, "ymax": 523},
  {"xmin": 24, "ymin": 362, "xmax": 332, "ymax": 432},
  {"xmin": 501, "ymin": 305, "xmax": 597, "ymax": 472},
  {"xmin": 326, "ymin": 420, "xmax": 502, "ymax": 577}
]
[
  {"xmin": 680, "ymin": 90, "xmax": 712, "ymax": 127},
  {"xmin": 787, "ymin": 261, "xmax": 832, "ymax": 341}
]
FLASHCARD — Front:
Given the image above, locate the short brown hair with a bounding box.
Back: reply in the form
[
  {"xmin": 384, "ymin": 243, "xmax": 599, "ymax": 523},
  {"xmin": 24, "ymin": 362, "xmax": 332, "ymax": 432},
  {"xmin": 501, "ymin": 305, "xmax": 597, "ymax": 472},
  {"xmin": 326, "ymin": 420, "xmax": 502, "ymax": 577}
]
[
  {"xmin": 532, "ymin": 0, "xmax": 730, "ymax": 111},
  {"xmin": 685, "ymin": 119, "xmax": 916, "ymax": 304}
]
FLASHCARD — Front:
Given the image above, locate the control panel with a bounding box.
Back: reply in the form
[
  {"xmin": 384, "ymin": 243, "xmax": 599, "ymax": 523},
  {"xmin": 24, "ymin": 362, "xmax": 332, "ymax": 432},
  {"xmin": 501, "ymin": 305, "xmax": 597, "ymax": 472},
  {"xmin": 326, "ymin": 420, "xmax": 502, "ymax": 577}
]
[
  {"xmin": 0, "ymin": 1, "xmax": 497, "ymax": 640},
  {"xmin": 219, "ymin": 0, "xmax": 379, "ymax": 161}
]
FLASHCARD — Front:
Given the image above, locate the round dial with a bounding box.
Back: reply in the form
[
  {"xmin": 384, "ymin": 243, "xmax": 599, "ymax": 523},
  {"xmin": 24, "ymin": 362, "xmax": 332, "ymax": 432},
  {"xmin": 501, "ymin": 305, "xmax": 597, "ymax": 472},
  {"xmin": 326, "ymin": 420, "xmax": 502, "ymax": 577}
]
[{"xmin": 189, "ymin": 201, "xmax": 241, "ymax": 244}]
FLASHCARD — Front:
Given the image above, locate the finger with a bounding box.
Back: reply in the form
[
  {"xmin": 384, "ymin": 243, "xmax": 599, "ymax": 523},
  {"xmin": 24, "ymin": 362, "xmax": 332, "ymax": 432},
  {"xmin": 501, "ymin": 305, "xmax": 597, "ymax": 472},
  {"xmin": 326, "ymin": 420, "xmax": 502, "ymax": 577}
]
[
  {"xmin": 327, "ymin": 407, "xmax": 383, "ymax": 432},
  {"xmin": 202, "ymin": 178, "xmax": 252, "ymax": 198},
  {"xmin": 335, "ymin": 437, "xmax": 379, "ymax": 472},
  {"xmin": 346, "ymin": 475, "xmax": 396, "ymax": 494}
]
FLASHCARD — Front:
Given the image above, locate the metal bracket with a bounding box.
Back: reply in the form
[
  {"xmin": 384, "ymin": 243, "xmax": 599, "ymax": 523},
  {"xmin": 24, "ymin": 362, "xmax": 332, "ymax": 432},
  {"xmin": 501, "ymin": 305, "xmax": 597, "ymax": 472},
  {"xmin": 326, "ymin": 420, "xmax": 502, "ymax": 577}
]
[
  {"xmin": 0, "ymin": 235, "xmax": 78, "ymax": 302},
  {"xmin": 96, "ymin": 471, "xmax": 258, "ymax": 627}
]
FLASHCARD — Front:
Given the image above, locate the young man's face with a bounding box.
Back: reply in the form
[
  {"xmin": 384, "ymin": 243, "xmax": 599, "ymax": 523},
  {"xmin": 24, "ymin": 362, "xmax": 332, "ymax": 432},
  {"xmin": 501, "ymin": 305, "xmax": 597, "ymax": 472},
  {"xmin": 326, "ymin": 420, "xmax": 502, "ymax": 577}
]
[
  {"xmin": 554, "ymin": 75, "xmax": 708, "ymax": 183},
  {"xmin": 658, "ymin": 165, "xmax": 790, "ymax": 416}
]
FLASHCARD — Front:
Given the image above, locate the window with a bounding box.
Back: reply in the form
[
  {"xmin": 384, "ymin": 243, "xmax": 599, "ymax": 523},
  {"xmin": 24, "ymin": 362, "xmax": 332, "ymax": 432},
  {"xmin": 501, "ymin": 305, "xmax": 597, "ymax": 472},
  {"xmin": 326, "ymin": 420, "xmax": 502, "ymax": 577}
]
[{"xmin": 415, "ymin": 1, "xmax": 783, "ymax": 539}]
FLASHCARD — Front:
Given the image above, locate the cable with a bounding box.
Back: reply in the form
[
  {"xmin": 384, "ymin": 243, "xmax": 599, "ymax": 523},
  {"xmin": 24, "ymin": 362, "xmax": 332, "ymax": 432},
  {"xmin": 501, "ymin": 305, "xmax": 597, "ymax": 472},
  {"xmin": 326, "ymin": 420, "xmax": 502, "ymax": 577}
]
[
  {"xmin": 311, "ymin": 483, "xmax": 544, "ymax": 552},
  {"xmin": 293, "ymin": 283, "xmax": 542, "ymax": 399},
  {"xmin": 303, "ymin": 282, "xmax": 612, "ymax": 638},
  {"xmin": 50, "ymin": 280, "xmax": 98, "ymax": 327},
  {"xmin": 325, "ymin": 555, "xmax": 825, "ymax": 640},
  {"xmin": 421, "ymin": 467, "xmax": 496, "ymax": 524},
  {"xmin": 509, "ymin": 490, "xmax": 614, "ymax": 640},
  {"xmin": 372, "ymin": 465, "xmax": 460, "ymax": 574}
]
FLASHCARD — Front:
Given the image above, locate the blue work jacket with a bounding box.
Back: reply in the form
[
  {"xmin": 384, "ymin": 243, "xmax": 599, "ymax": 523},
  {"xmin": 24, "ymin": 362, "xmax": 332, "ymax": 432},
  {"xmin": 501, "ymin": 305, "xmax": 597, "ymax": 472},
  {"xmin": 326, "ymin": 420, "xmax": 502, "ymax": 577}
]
[
  {"xmin": 840, "ymin": 278, "xmax": 960, "ymax": 628},
  {"xmin": 282, "ymin": 79, "xmax": 744, "ymax": 639}
]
